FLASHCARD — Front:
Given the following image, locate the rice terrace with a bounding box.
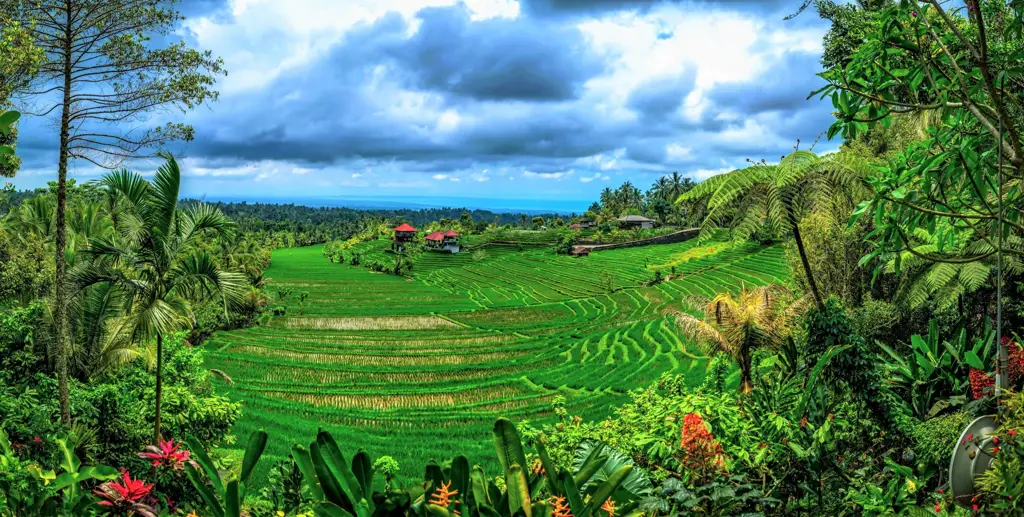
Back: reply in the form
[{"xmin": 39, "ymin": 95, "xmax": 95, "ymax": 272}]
[{"xmin": 204, "ymin": 236, "xmax": 789, "ymax": 481}]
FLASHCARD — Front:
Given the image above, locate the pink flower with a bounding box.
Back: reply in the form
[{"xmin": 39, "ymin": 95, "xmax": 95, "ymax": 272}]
[
  {"xmin": 139, "ymin": 439, "xmax": 196, "ymax": 471},
  {"xmin": 33, "ymin": 436, "xmax": 40, "ymax": 443}
]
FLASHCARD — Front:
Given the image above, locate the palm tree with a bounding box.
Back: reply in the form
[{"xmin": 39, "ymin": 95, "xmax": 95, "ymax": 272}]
[
  {"xmin": 678, "ymin": 150, "xmax": 872, "ymax": 307},
  {"xmin": 76, "ymin": 153, "xmax": 245, "ymax": 441},
  {"xmin": 664, "ymin": 172, "xmax": 694, "ymax": 202},
  {"xmin": 673, "ymin": 285, "xmax": 805, "ymax": 393}
]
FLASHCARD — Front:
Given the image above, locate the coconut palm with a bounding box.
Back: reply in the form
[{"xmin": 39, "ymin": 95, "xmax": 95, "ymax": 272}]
[
  {"xmin": 75, "ymin": 153, "xmax": 245, "ymax": 441},
  {"xmin": 661, "ymin": 171, "xmax": 694, "ymax": 202},
  {"xmin": 673, "ymin": 285, "xmax": 806, "ymax": 393},
  {"xmin": 679, "ymin": 150, "xmax": 872, "ymax": 307}
]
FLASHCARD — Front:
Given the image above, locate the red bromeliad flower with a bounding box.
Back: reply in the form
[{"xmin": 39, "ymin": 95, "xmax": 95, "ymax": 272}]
[
  {"xmin": 139, "ymin": 439, "xmax": 196, "ymax": 470},
  {"xmin": 94, "ymin": 471, "xmax": 157, "ymax": 517}
]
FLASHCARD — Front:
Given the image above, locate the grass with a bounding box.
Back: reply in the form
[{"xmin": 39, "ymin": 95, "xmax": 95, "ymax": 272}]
[{"xmin": 203, "ymin": 237, "xmax": 790, "ymax": 486}]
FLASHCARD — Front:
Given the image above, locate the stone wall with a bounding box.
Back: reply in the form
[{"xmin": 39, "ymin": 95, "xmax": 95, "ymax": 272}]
[{"xmin": 582, "ymin": 228, "xmax": 699, "ymax": 252}]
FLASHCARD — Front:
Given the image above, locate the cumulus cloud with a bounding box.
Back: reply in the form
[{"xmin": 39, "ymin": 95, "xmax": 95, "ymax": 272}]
[{"xmin": 11, "ymin": 0, "xmax": 837, "ymax": 203}]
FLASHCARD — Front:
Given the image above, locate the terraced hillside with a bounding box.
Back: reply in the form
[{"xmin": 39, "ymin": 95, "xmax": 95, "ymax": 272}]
[{"xmin": 204, "ymin": 239, "xmax": 790, "ymax": 484}]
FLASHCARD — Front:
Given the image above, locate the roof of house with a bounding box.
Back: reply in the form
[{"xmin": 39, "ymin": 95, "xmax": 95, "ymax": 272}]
[
  {"xmin": 425, "ymin": 231, "xmax": 444, "ymax": 241},
  {"xmin": 443, "ymin": 230, "xmax": 460, "ymax": 238},
  {"xmin": 393, "ymin": 223, "xmax": 417, "ymax": 232},
  {"xmin": 616, "ymin": 215, "xmax": 654, "ymax": 222},
  {"xmin": 570, "ymin": 246, "xmax": 591, "ymax": 255},
  {"xmin": 569, "ymin": 224, "xmax": 582, "ymax": 229}
]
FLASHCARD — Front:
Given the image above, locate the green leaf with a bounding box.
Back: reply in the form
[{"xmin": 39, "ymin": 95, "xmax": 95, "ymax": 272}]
[
  {"xmin": 535, "ymin": 439, "xmax": 562, "ymax": 494},
  {"xmin": 293, "ymin": 445, "xmax": 325, "ymax": 500},
  {"xmin": 311, "ymin": 441, "xmax": 351, "ymax": 513},
  {"xmin": 0, "ymin": 111, "xmax": 19, "ymax": 134},
  {"xmin": 580, "ymin": 465, "xmax": 632, "ymax": 517},
  {"xmin": 450, "ymin": 455, "xmax": 471, "ymax": 517},
  {"xmin": 965, "ymin": 350, "xmax": 985, "ymax": 370},
  {"xmin": 186, "ymin": 463, "xmax": 225, "ymax": 517},
  {"xmin": 352, "ymin": 450, "xmax": 373, "ymax": 504},
  {"xmin": 493, "ymin": 418, "xmax": 528, "ymax": 481},
  {"xmin": 316, "ymin": 502, "xmax": 356, "ymax": 517},
  {"xmin": 186, "ymin": 436, "xmax": 225, "ymax": 496},
  {"xmin": 506, "ymin": 464, "xmax": 532, "ymax": 517},
  {"xmin": 225, "ymin": 481, "xmax": 241, "ymax": 517},
  {"xmin": 560, "ymin": 471, "xmax": 584, "ymax": 515},
  {"xmin": 797, "ymin": 345, "xmax": 850, "ymax": 418},
  {"xmin": 470, "ymin": 466, "xmax": 491, "ymax": 509},
  {"xmin": 240, "ymin": 430, "xmax": 268, "ymax": 484}
]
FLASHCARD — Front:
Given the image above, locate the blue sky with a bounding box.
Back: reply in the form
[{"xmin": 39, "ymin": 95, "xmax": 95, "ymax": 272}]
[{"xmin": 11, "ymin": 0, "xmax": 838, "ymax": 204}]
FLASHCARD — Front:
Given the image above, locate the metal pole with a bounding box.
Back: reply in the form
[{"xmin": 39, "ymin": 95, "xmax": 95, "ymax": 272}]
[{"xmin": 995, "ymin": 75, "xmax": 1007, "ymax": 393}]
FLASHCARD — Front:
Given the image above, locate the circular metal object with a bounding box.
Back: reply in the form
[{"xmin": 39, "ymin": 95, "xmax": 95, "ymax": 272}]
[{"xmin": 949, "ymin": 415, "xmax": 998, "ymax": 509}]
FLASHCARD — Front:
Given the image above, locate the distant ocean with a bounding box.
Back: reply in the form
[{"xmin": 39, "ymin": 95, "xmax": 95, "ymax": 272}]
[{"xmin": 199, "ymin": 195, "xmax": 589, "ymax": 215}]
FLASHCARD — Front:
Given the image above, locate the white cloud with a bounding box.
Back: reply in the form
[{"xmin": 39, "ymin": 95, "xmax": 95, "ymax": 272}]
[
  {"xmin": 524, "ymin": 169, "xmax": 574, "ymax": 180},
  {"xmin": 665, "ymin": 144, "xmax": 692, "ymax": 162},
  {"xmin": 291, "ymin": 166, "xmax": 314, "ymax": 175},
  {"xmin": 579, "ymin": 172, "xmax": 610, "ymax": 183},
  {"xmin": 432, "ymin": 173, "xmax": 461, "ymax": 182},
  {"xmin": 689, "ymin": 166, "xmax": 734, "ymax": 181}
]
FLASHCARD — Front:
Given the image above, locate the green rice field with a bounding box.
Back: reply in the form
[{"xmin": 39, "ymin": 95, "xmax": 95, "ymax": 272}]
[{"xmin": 203, "ymin": 238, "xmax": 790, "ymax": 484}]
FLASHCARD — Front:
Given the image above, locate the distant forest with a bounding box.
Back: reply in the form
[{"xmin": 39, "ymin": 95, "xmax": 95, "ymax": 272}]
[{"xmin": 1, "ymin": 186, "xmax": 566, "ymax": 246}]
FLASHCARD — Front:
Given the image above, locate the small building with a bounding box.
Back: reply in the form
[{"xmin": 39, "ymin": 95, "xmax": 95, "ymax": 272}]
[
  {"xmin": 570, "ymin": 246, "xmax": 591, "ymax": 257},
  {"xmin": 579, "ymin": 219, "xmax": 596, "ymax": 229},
  {"xmin": 424, "ymin": 231, "xmax": 444, "ymax": 249},
  {"xmin": 393, "ymin": 223, "xmax": 417, "ymax": 252},
  {"xmin": 442, "ymin": 230, "xmax": 461, "ymax": 254},
  {"xmin": 569, "ymin": 223, "xmax": 582, "ymax": 230},
  {"xmin": 616, "ymin": 215, "xmax": 655, "ymax": 230}
]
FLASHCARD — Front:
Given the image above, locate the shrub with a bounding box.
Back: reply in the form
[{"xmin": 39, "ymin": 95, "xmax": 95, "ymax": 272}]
[{"xmin": 909, "ymin": 411, "xmax": 970, "ymax": 472}]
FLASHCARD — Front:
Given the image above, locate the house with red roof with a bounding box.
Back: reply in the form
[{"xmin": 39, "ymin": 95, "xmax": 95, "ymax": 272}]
[
  {"xmin": 392, "ymin": 223, "xmax": 417, "ymax": 252},
  {"xmin": 442, "ymin": 230, "xmax": 461, "ymax": 253}
]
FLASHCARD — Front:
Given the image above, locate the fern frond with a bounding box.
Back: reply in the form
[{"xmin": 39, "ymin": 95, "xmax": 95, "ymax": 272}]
[{"xmin": 958, "ymin": 261, "xmax": 991, "ymax": 291}]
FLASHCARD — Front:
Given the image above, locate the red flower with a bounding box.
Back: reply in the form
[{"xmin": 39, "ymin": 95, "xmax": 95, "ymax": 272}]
[
  {"xmin": 678, "ymin": 412, "xmax": 727, "ymax": 483},
  {"xmin": 938, "ymin": 488, "xmax": 944, "ymax": 494},
  {"xmin": 94, "ymin": 471, "xmax": 157, "ymax": 516},
  {"xmin": 970, "ymin": 368, "xmax": 994, "ymax": 399},
  {"xmin": 993, "ymin": 446, "xmax": 1000, "ymax": 454},
  {"xmin": 994, "ymin": 437, "xmax": 1000, "ymax": 444},
  {"xmin": 1010, "ymin": 429, "xmax": 1018, "ymax": 436},
  {"xmin": 799, "ymin": 417, "xmax": 807, "ymax": 428},
  {"xmin": 973, "ymin": 503, "xmax": 979, "ymax": 511},
  {"xmin": 139, "ymin": 439, "xmax": 196, "ymax": 471}
]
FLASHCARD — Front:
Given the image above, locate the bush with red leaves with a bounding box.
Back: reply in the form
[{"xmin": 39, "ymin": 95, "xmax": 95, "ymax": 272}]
[{"xmin": 678, "ymin": 412, "xmax": 726, "ymax": 483}]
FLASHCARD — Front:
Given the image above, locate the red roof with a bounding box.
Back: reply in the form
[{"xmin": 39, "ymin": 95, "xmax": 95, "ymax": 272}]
[
  {"xmin": 569, "ymin": 224, "xmax": 581, "ymax": 229},
  {"xmin": 444, "ymin": 230, "xmax": 460, "ymax": 238},
  {"xmin": 425, "ymin": 231, "xmax": 444, "ymax": 241},
  {"xmin": 393, "ymin": 223, "xmax": 417, "ymax": 232}
]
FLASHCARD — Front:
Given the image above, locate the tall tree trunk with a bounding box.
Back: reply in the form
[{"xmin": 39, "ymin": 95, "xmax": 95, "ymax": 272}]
[
  {"xmin": 53, "ymin": 4, "xmax": 74, "ymax": 426},
  {"xmin": 739, "ymin": 338, "xmax": 752, "ymax": 394},
  {"xmin": 787, "ymin": 205, "xmax": 823, "ymax": 307},
  {"xmin": 154, "ymin": 332, "xmax": 163, "ymax": 442}
]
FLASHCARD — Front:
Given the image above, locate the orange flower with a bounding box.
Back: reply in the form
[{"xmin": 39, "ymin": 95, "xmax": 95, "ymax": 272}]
[
  {"xmin": 549, "ymin": 495, "xmax": 573, "ymax": 517},
  {"xmin": 429, "ymin": 481, "xmax": 459, "ymax": 509},
  {"xmin": 600, "ymin": 498, "xmax": 615, "ymax": 517},
  {"xmin": 531, "ymin": 458, "xmax": 546, "ymax": 477}
]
